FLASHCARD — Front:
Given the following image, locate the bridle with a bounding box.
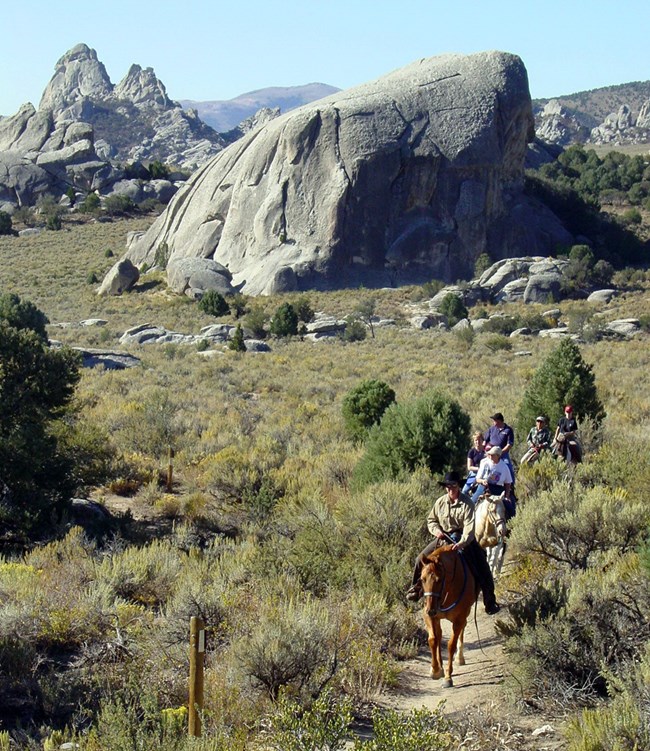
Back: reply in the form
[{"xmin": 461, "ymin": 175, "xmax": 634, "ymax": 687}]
[
  {"xmin": 478, "ymin": 493, "xmax": 507, "ymax": 539},
  {"xmin": 485, "ymin": 496, "xmax": 507, "ymax": 538},
  {"xmin": 422, "ymin": 553, "xmax": 468, "ymax": 614}
]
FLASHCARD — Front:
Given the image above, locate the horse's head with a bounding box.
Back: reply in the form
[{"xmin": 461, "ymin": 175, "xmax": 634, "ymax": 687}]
[
  {"xmin": 420, "ymin": 547, "xmax": 452, "ymax": 616},
  {"xmin": 486, "ymin": 493, "xmax": 507, "ymax": 538}
]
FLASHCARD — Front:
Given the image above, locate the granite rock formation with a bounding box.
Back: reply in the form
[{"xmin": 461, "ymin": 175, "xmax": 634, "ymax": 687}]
[{"xmin": 124, "ymin": 51, "xmax": 572, "ymax": 295}]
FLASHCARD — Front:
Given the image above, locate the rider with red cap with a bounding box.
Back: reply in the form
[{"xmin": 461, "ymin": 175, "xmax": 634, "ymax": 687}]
[{"xmin": 554, "ymin": 405, "xmax": 582, "ymax": 462}]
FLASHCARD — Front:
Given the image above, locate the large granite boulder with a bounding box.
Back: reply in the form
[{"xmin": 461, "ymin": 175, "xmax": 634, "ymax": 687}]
[
  {"xmin": 122, "ymin": 51, "xmax": 570, "ymax": 295},
  {"xmin": 97, "ymin": 258, "xmax": 140, "ymax": 296},
  {"xmin": 166, "ymin": 257, "xmax": 235, "ymax": 298}
]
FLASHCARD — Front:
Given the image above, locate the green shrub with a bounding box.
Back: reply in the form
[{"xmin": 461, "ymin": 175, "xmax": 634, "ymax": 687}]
[
  {"xmin": 342, "ymin": 379, "xmax": 396, "ymax": 443},
  {"xmin": 46, "ymin": 213, "xmax": 62, "ymax": 231},
  {"xmin": 11, "ymin": 206, "xmax": 35, "ymax": 227},
  {"xmin": 352, "ymin": 706, "xmax": 453, "ymax": 751},
  {"xmin": 266, "ymin": 689, "xmax": 353, "ymax": 751},
  {"xmin": 473, "ymin": 252, "xmax": 493, "ymax": 278},
  {"xmin": 342, "ymin": 317, "xmax": 367, "ymax": 342},
  {"xmin": 104, "ymin": 194, "xmax": 135, "ymax": 216},
  {"xmin": 79, "ymin": 192, "xmax": 101, "ymax": 214},
  {"xmin": 228, "ymin": 293, "xmax": 248, "ymax": 319},
  {"xmin": 0, "ymin": 292, "xmax": 49, "ymax": 339},
  {"xmin": 87, "ymin": 271, "xmax": 99, "ymax": 284},
  {"xmin": 270, "ymin": 302, "xmax": 298, "ymax": 337},
  {"xmin": 483, "ymin": 333, "xmax": 512, "ymax": 351},
  {"xmin": 438, "ymin": 293, "xmax": 468, "ymax": 326},
  {"xmin": 337, "ymin": 475, "xmax": 433, "ymax": 602},
  {"xmin": 148, "ymin": 160, "xmax": 170, "ymax": 179},
  {"xmin": 0, "ymin": 211, "xmax": 12, "ymax": 235},
  {"xmin": 294, "ymin": 295, "xmax": 315, "ymax": 323},
  {"xmin": 353, "ymin": 390, "xmax": 470, "ymax": 489},
  {"xmin": 199, "ymin": 290, "xmax": 230, "ymax": 317},
  {"xmin": 244, "ymin": 306, "xmax": 268, "ymax": 338}
]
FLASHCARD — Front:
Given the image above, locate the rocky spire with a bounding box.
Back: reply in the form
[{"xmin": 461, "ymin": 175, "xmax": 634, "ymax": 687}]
[
  {"xmin": 113, "ymin": 64, "xmax": 172, "ymax": 108},
  {"xmin": 39, "ymin": 43, "xmax": 113, "ymax": 118}
]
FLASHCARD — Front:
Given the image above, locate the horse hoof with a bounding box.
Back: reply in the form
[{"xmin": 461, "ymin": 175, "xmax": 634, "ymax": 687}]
[
  {"xmin": 443, "ymin": 678, "xmax": 453, "ymax": 688},
  {"xmin": 430, "ymin": 668, "xmax": 443, "ymax": 680},
  {"xmin": 459, "ymin": 656, "xmax": 465, "ymax": 666}
]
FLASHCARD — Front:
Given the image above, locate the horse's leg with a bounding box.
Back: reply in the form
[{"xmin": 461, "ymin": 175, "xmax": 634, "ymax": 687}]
[
  {"xmin": 443, "ymin": 617, "xmax": 466, "ymax": 688},
  {"xmin": 457, "ymin": 623, "xmax": 466, "ymax": 666},
  {"xmin": 428, "ymin": 617, "xmax": 443, "ymax": 679}
]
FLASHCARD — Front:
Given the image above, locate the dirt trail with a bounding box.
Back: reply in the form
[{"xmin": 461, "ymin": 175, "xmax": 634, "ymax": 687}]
[{"xmin": 377, "ymin": 603, "xmax": 567, "ymax": 749}]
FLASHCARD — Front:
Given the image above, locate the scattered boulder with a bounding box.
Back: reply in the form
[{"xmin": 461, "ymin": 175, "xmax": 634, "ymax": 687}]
[
  {"xmin": 73, "ymin": 348, "xmax": 141, "ymax": 369},
  {"xmin": 166, "ymin": 257, "xmax": 235, "ymax": 298},
  {"xmin": 587, "ymin": 288, "xmax": 616, "ymax": 303},
  {"xmin": 97, "ymin": 258, "xmax": 140, "ymax": 296},
  {"xmin": 305, "ymin": 314, "xmax": 346, "ymax": 336},
  {"xmin": 245, "ymin": 340, "xmax": 272, "ymax": 352},
  {"xmin": 604, "ymin": 319, "xmax": 641, "ymax": 338}
]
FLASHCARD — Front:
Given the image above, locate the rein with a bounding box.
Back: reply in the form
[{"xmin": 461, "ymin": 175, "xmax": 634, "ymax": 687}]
[{"xmin": 423, "ymin": 552, "xmax": 468, "ymax": 614}]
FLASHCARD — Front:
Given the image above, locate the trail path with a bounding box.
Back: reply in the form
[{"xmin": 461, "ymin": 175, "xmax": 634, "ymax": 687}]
[{"xmin": 377, "ymin": 603, "xmax": 567, "ymax": 750}]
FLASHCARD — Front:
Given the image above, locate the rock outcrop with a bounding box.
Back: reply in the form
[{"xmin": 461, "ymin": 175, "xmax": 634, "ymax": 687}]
[
  {"xmin": 534, "ymin": 81, "xmax": 650, "ymax": 148},
  {"xmin": 124, "ymin": 51, "xmax": 571, "ymax": 295},
  {"xmin": 0, "ymin": 44, "xmax": 226, "ymax": 209}
]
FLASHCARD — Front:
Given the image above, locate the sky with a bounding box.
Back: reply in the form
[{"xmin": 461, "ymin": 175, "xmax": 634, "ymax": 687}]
[{"xmin": 2, "ymin": 0, "xmax": 649, "ymax": 117}]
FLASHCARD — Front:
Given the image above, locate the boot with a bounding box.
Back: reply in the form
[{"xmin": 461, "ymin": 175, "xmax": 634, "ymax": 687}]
[{"xmin": 406, "ymin": 582, "xmax": 423, "ymax": 602}]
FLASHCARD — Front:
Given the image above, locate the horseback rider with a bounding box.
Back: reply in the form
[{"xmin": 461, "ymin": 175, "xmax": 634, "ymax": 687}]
[
  {"xmin": 406, "ymin": 471, "xmax": 500, "ymax": 614},
  {"xmin": 471, "ymin": 445, "xmax": 515, "ymax": 519},
  {"xmin": 520, "ymin": 416, "xmax": 551, "ymax": 465},
  {"xmin": 553, "ymin": 405, "xmax": 582, "ymax": 463},
  {"xmin": 462, "ymin": 431, "xmax": 485, "ymax": 494}
]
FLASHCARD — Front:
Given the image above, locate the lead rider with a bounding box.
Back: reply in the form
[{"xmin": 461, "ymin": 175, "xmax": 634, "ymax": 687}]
[{"xmin": 406, "ymin": 471, "xmax": 500, "ymax": 614}]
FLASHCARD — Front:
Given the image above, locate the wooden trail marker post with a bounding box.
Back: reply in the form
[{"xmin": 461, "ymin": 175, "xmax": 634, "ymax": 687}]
[
  {"xmin": 167, "ymin": 446, "xmax": 174, "ymax": 492},
  {"xmin": 189, "ymin": 616, "xmax": 205, "ymax": 737}
]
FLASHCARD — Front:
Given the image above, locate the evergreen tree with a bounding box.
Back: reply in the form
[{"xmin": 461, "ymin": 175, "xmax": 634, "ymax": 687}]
[
  {"xmin": 228, "ymin": 323, "xmax": 246, "ymax": 352},
  {"xmin": 516, "ymin": 339, "xmax": 606, "ymax": 438},
  {"xmin": 353, "ymin": 390, "xmax": 470, "ymax": 489},
  {"xmin": 342, "ymin": 379, "xmax": 396, "ymax": 442},
  {"xmin": 439, "ymin": 293, "xmax": 468, "ymax": 326},
  {"xmin": 0, "ymin": 301, "xmax": 81, "ymax": 532},
  {"xmin": 199, "ymin": 290, "xmax": 230, "ymax": 317},
  {"xmin": 270, "ymin": 302, "xmax": 299, "ymax": 337}
]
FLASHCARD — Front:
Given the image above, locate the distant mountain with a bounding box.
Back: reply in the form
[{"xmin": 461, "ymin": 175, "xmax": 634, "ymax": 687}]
[
  {"xmin": 533, "ymin": 80, "xmax": 650, "ymax": 147},
  {"xmin": 181, "ymin": 83, "xmax": 341, "ymax": 131}
]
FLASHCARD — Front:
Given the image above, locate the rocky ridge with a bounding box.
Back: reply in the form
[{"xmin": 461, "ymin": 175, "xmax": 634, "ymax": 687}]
[
  {"xmin": 5, "ymin": 43, "xmax": 225, "ymax": 169},
  {"xmin": 122, "ymin": 51, "xmax": 573, "ymax": 296},
  {"xmin": 533, "ymin": 80, "xmax": 650, "ymax": 147}
]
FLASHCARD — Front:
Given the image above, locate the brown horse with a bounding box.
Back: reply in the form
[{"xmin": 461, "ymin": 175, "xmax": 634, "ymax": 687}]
[{"xmin": 420, "ymin": 545, "xmax": 478, "ymax": 688}]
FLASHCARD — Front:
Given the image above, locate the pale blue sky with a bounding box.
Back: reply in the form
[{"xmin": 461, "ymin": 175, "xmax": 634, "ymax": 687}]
[{"xmin": 2, "ymin": 0, "xmax": 648, "ymax": 117}]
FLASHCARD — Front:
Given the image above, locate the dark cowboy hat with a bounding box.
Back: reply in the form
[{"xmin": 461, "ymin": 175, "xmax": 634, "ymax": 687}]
[{"xmin": 439, "ymin": 470, "xmax": 463, "ymax": 487}]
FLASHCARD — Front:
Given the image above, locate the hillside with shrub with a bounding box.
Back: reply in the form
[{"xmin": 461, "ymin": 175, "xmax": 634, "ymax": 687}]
[{"xmin": 0, "ymin": 208, "xmax": 649, "ymax": 749}]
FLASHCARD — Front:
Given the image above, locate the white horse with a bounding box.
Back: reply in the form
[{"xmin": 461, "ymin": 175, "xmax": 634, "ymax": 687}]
[{"xmin": 474, "ymin": 492, "xmax": 508, "ymax": 578}]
